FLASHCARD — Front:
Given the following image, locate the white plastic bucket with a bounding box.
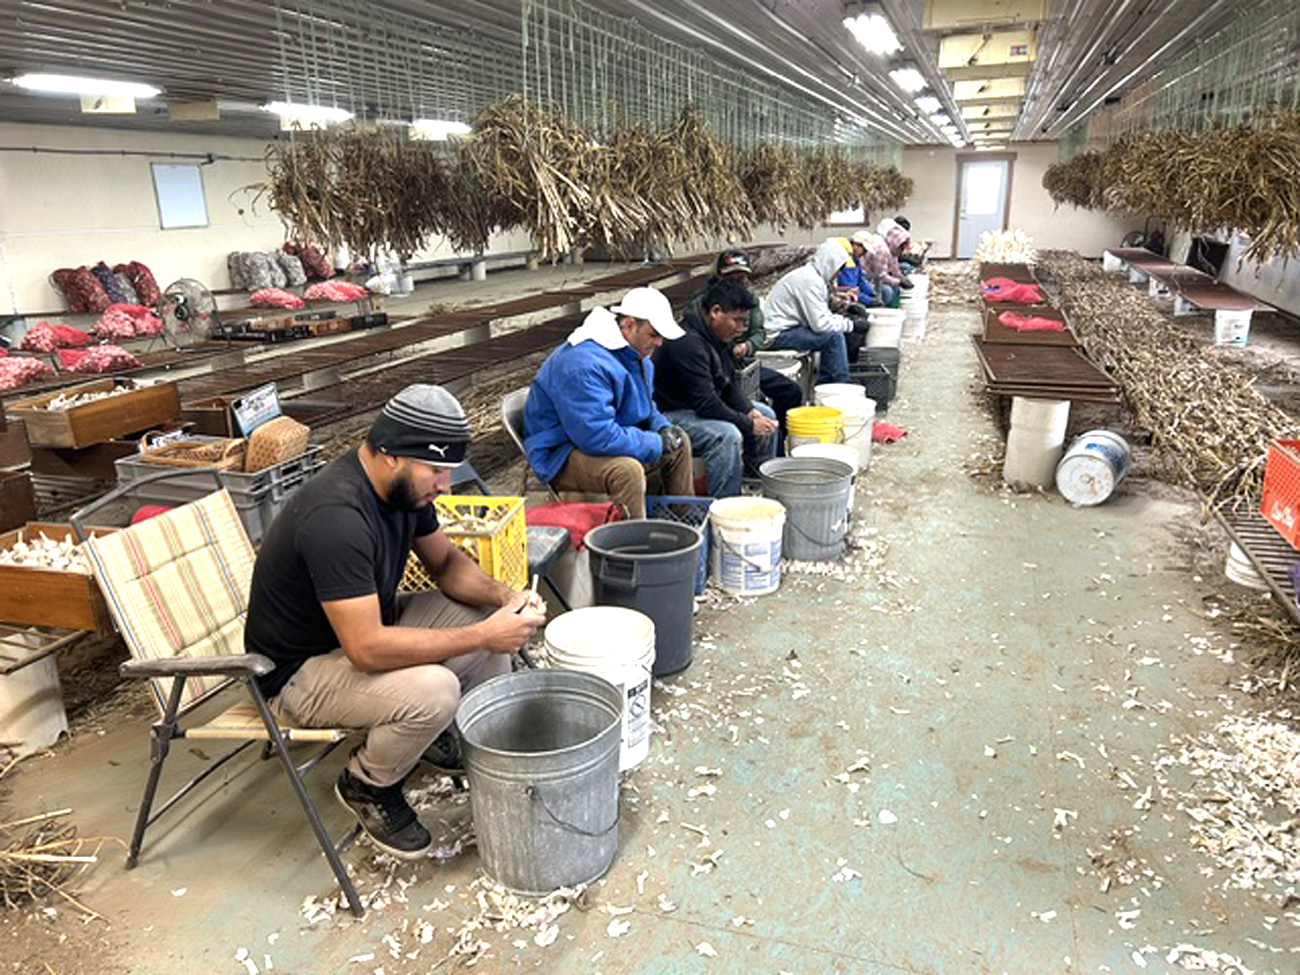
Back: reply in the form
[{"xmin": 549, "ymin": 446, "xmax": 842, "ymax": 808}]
[
  {"xmin": 1003, "ymin": 396, "xmax": 1070, "ymax": 490},
  {"xmin": 866, "ymin": 320, "xmax": 904, "ymax": 349},
  {"xmin": 708, "ymin": 496, "xmax": 785, "ymax": 596},
  {"xmin": 792, "ymin": 442, "xmax": 859, "ymax": 510},
  {"xmin": 543, "ymin": 606, "xmax": 655, "ymax": 771},
  {"xmin": 908, "ymin": 273, "xmax": 929, "ymax": 296},
  {"xmin": 1224, "ymin": 542, "xmax": 1268, "ymax": 590},
  {"xmin": 817, "ymin": 395, "xmax": 875, "ymax": 470},
  {"xmin": 814, "ymin": 383, "xmax": 866, "ymax": 405},
  {"xmin": 868, "ymin": 308, "xmax": 905, "ymax": 326},
  {"xmin": 1214, "ymin": 309, "xmax": 1252, "ymax": 347},
  {"xmin": 1055, "ymin": 429, "xmax": 1132, "ymax": 505}
]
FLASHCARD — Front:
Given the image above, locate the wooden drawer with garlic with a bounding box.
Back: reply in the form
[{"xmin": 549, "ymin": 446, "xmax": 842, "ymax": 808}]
[
  {"xmin": 6, "ymin": 378, "xmax": 182, "ymax": 450},
  {"xmin": 0, "ymin": 523, "xmax": 119, "ymax": 632}
]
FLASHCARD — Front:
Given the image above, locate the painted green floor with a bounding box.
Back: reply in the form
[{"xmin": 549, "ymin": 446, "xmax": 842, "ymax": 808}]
[{"xmin": 10, "ymin": 297, "xmax": 1298, "ymax": 973}]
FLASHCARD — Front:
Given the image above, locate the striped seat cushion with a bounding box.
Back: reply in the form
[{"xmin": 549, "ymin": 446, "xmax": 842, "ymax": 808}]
[{"xmin": 85, "ymin": 489, "xmax": 255, "ymax": 713}]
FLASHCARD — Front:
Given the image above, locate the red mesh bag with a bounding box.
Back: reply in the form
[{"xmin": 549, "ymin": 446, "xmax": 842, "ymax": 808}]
[
  {"xmin": 19, "ymin": 322, "xmax": 92, "ymax": 352},
  {"xmin": 305, "ymin": 280, "xmax": 368, "ymax": 302},
  {"xmin": 285, "ymin": 242, "xmax": 334, "ymax": 280},
  {"xmin": 50, "ymin": 267, "xmax": 111, "ymax": 314},
  {"xmin": 525, "ymin": 501, "xmax": 623, "ymax": 551},
  {"xmin": 114, "ymin": 262, "xmax": 162, "ymax": 306},
  {"xmin": 0, "ymin": 357, "xmax": 54, "ymax": 390},
  {"xmin": 249, "ymin": 287, "xmax": 306, "ymax": 309},
  {"xmin": 97, "ymin": 304, "xmax": 163, "ymax": 339},
  {"xmin": 58, "ymin": 345, "xmax": 142, "ymax": 373}
]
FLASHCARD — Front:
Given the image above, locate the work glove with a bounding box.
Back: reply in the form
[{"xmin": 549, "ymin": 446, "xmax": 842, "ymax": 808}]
[{"xmin": 660, "ymin": 425, "xmax": 686, "ymax": 456}]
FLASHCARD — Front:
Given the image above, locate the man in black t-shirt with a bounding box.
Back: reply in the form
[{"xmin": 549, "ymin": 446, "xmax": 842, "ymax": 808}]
[{"xmin": 245, "ymin": 384, "xmax": 546, "ymax": 859}]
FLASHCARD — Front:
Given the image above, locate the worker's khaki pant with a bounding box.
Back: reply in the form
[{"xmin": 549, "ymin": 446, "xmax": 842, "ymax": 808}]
[
  {"xmin": 549, "ymin": 440, "xmax": 694, "ymax": 519},
  {"xmin": 268, "ymin": 590, "xmax": 510, "ymax": 788}
]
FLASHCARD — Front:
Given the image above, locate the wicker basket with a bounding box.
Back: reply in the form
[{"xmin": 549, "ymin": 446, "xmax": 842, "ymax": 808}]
[
  {"xmin": 138, "ymin": 438, "xmax": 247, "ymax": 470},
  {"xmin": 244, "ymin": 416, "xmax": 311, "ymax": 473}
]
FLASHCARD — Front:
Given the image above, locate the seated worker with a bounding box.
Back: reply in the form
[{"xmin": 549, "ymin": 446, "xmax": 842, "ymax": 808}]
[
  {"xmin": 830, "ymin": 236, "xmax": 877, "ymax": 363},
  {"xmin": 654, "ymin": 276, "xmax": 779, "ymax": 497},
  {"xmin": 892, "ymin": 216, "xmax": 929, "ymax": 273},
  {"xmin": 694, "ymin": 249, "xmax": 803, "ymax": 437},
  {"xmin": 854, "ymin": 229, "xmax": 900, "ymax": 307},
  {"xmin": 762, "ymin": 238, "xmax": 855, "ymax": 384},
  {"xmin": 524, "ymin": 287, "xmax": 694, "ymax": 519},
  {"xmin": 244, "ymin": 384, "xmax": 548, "ymax": 859},
  {"xmin": 877, "ymin": 217, "xmax": 914, "ymax": 290}
]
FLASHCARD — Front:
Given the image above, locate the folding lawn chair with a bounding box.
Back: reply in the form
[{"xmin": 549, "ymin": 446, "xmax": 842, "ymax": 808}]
[{"xmin": 71, "ymin": 470, "xmax": 364, "ymax": 917}]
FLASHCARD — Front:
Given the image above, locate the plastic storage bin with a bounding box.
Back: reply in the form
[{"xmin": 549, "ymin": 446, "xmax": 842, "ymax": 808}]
[{"xmin": 114, "ymin": 445, "xmax": 324, "ymax": 543}]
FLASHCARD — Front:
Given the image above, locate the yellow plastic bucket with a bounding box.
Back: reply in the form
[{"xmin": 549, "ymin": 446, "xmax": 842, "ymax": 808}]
[{"xmin": 786, "ymin": 406, "xmax": 843, "ymax": 451}]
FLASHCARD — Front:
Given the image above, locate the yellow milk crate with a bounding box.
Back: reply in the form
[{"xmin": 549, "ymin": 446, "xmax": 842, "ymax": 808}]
[{"xmin": 401, "ymin": 495, "xmax": 528, "ymax": 592}]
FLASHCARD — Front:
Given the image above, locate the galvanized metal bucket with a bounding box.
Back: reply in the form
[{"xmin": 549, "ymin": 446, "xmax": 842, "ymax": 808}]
[
  {"xmin": 457, "ymin": 670, "xmax": 622, "ymax": 895},
  {"xmin": 759, "ymin": 456, "xmax": 854, "ymax": 562}
]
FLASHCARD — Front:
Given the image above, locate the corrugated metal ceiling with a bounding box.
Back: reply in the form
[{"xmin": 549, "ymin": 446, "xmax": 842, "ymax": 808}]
[{"xmin": 0, "ymin": 0, "xmax": 1270, "ymax": 145}]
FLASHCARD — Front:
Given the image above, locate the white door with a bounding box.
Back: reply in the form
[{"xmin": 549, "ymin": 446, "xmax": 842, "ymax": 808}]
[{"xmin": 956, "ymin": 159, "xmax": 1010, "ymax": 258}]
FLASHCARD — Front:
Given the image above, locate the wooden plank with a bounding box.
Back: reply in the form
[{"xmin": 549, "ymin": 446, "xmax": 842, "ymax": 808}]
[
  {"xmin": 0, "ymin": 472, "xmax": 37, "ymax": 532},
  {"xmin": 0, "ymin": 419, "xmax": 31, "ymax": 468}
]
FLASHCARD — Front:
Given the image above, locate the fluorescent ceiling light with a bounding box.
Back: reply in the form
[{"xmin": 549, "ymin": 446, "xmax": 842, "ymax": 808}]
[
  {"xmin": 888, "ymin": 68, "xmax": 926, "ymax": 93},
  {"xmin": 263, "ymin": 101, "xmax": 353, "ymax": 123},
  {"xmin": 929, "ymin": 114, "xmax": 951, "ymax": 127},
  {"xmin": 843, "ymin": 13, "xmax": 901, "ymax": 56},
  {"xmin": 410, "ymin": 118, "xmax": 471, "ymax": 140},
  {"xmin": 12, "ymin": 73, "xmax": 159, "ymax": 98},
  {"xmin": 914, "ymin": 95, "xmax": 942, "ymax": 114},
  {"xmin": 941, "ymin": 125, "xmax": 959, "ymax": 135}
]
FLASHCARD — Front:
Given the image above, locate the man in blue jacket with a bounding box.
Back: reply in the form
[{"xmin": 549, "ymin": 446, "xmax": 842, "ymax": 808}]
[{"xmin": 524, "ymin": 287, "xmax": 694, "ymax": 519}]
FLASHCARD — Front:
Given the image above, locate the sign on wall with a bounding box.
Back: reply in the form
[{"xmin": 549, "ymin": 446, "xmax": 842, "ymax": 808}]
[{"xmin": 151, "ymin": 163, "xmax": 209, "ymax": 229}]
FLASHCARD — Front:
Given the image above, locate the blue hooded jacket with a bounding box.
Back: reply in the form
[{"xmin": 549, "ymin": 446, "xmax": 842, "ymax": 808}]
[{"xmin": 524, "ymin": 307, "xmax": 668, "ymax": 484}]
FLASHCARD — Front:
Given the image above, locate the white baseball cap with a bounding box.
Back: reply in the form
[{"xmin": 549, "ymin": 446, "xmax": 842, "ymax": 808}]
[{"xmin": 610, "ymin": 287, "xmax": 684, "ymax": 339}]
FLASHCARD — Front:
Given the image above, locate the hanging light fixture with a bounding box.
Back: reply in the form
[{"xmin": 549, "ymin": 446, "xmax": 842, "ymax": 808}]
[
  {"xmin": 843, "ymin": 11, "xmax": 901, "ymax": 56},
  {"xmin": 914, "ymin": 95, "xmax": 942, "ymax": 115},
  {"xmin": 410, "ymin": 118, "xmax": 471, "ymax": 141},
  {"xmin": 888, "ymin": 67, "xmax": 926, "ymax": 93},
  {"xmin": 12, "ymin": 73, "xmax": 159, "ymax": 98},
  {"xmin": 263, "ymin": 101, "xmax": 353, "ymax": 123}
]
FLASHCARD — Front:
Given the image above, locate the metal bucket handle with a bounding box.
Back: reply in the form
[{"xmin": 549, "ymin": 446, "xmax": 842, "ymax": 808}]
[
  {"xmin": 526, "ymin": 783, "xmax": 619, "ymax": 838},
  {"xmin": 784, "ymin": 514, "xmax": 848, "ymax": 550},
  {"xmin": 708, "ymin": 514, "xmax": 782, "ymax": 572}
]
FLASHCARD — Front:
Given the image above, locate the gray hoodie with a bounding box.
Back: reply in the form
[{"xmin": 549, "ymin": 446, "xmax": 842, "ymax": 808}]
[{"xmin": 762, "ymin": 239, "xmax": 854, "ymax": 337}]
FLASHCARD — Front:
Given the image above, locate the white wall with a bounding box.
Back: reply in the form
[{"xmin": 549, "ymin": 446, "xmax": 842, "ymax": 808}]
[
  {"xmin": 0, "ymin": 123, "xmax": 282, "ymax": 314},
  {"xmin": 0, "ymin": 122, "xmax": 537, "ymax": 316},
  {"xmin": 899, "ymin": 142, "xmax": 1136, "ymax": 259}
]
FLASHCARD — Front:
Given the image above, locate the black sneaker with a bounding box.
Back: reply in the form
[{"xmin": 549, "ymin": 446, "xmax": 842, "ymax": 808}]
[
  {"xmin": 422, "ymin": 728, "xmax": 465, "ymax": 775},
  {"xmin": 334, "ymin": 768, "xmax": 431, "ymax": 859}
]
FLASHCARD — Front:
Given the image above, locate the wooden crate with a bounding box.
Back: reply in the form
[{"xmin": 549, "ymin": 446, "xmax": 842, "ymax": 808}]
[
  {"xmin": 7, "ymin": 379, "xmax": 181, "ymax": 449},
  {"xmin": 28, "ymin": 422, "xmax": 189, "ymax": 481},
  {"xmin": 0, "ymin": 523, "xmax": 118, "ymax": 631},
  {"xmin": 0, "ymin": 472, "xmax": 36, "ymax": 533},
  {"xmin": 0, "ymin": 419, "xmax": 31, "ymax": 469}
]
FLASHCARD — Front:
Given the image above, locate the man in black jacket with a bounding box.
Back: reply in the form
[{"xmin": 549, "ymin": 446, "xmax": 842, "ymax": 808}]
[{"xmin": 655, "ymin": 277, "xmax": 779, "ymax": 497}]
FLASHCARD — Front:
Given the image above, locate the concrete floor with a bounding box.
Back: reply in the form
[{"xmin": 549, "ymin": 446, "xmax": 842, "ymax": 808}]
[{"xmin": 7, "ymin": 293, "xmax": 1299, "ymax": 973}]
